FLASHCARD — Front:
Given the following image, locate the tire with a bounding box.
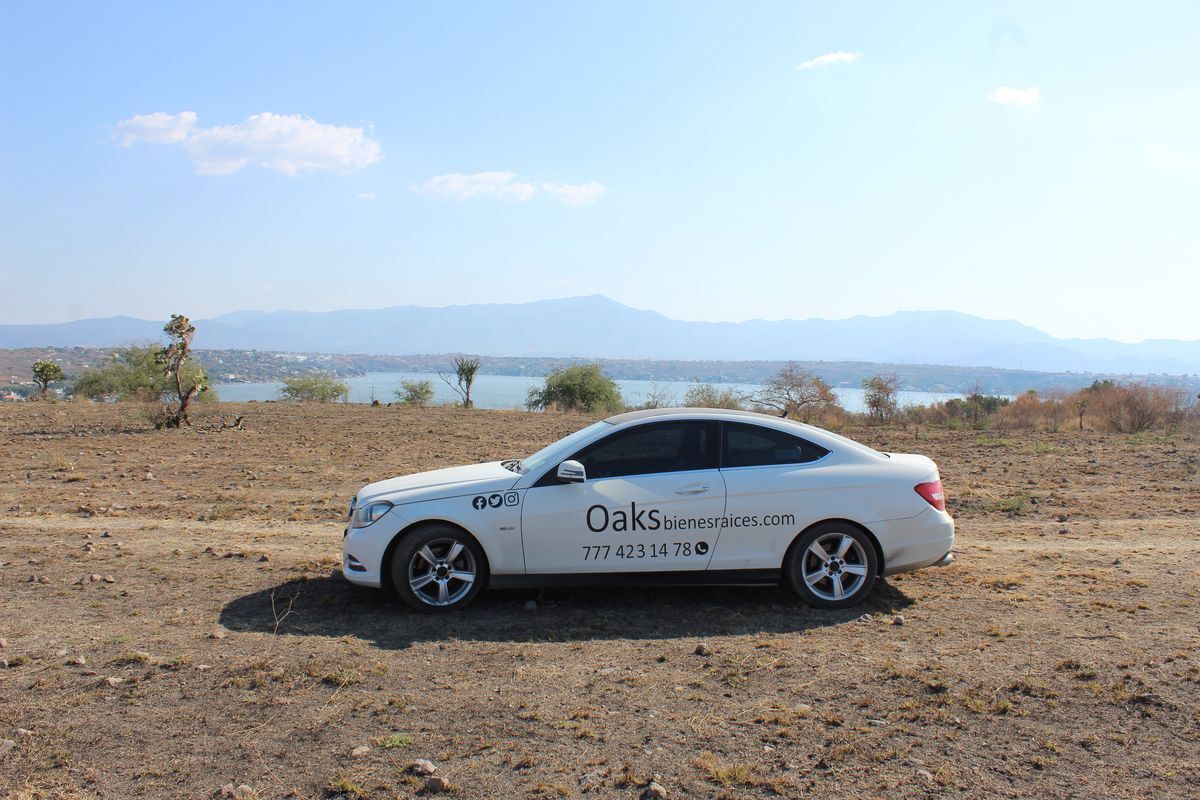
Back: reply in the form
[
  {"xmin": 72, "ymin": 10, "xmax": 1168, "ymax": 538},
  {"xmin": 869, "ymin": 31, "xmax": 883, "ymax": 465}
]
[
  {"xmin": 390, "ymin": 524, "xmax": 487, "ymax": 613},
  {"xmin": 785, "ymin": 522, "xmax": 878, "ymax": 609}
]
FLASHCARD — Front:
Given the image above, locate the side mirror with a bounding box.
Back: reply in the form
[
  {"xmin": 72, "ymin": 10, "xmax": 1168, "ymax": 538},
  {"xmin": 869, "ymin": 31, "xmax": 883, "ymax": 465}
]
[{"xmin": 556, "ymin": 460, "xmax": 586, "ymax": 483}]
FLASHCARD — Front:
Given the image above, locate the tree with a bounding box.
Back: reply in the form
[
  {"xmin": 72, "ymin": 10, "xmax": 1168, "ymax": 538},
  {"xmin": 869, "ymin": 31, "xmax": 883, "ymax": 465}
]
[
  {"xmin": 72, "ymin": 344, "xmax": 210, "ymax": 402},
  {"xmin": 440, "ymin": 356, "xmax": 481, "ymax": 409},
  {"xmin": 527, "ymin": 364, "xmax": 624, "ymax": 413},
  {"xmin": 396, "ymin": 379, "xmax": 435, "ymax": 407},
  {"xmin": 862, "ymin": 374, "xmax": 900, "ymax": 423},
  {"xmin": 1073, "ymin": 396, "xmax": 1089, "ymax": 431},
  {"xmin": 639, "ymin": 383, "xmax": 678, "ymax": 409},
  {"xmin": 31, "ymin": 359, "xmax": 64, "ymax": 400},
  {"xmin": 754, "ymin": 363, "xmax": 840, "ymax": 422},
  {"xmin": 281, "ymin": 374, "xmax": 349, "ymax": 403},
  {"xmin": 682, "ymin": 383, "xmax": 747, "ymax": 410},
  {"xmin": 157, "ymin": 314, "xmax": 208, "ymax": 428}
]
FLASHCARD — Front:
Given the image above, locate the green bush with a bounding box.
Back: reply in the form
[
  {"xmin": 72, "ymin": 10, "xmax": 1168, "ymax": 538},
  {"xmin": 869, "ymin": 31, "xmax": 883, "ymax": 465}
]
[
  {"xmin": 527, "ymin": 364, "xmax": 624, "ymax": 413},
  {"xmin": 396, "ymin": 379, "xmax": 435, "ymax": 407},
  {"xmin": 682, "ymin": 383, "xmax": 746, "ymax": 410},
  {"xmin": 281, "ymin": 374, "xmax": 349, "ymax": 403},
  {"xmin": 71, "ymin": 345, "xmax": 213, "ymax": 402}
]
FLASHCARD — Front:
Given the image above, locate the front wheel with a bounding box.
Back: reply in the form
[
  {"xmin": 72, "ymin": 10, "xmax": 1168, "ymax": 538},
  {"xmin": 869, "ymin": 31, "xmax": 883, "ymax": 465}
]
[
  {"xmin": 390, "ymin": 525, "xmax": 487, "ymax": 613},
  {"xmin": 785, "ymin": 523, "xmax": 878, "ymax": 608}
]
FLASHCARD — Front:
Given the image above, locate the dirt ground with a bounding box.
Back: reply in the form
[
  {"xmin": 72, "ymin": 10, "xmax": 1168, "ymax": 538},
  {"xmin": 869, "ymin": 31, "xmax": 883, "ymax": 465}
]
[{"xmin": 1, "ymin": 402, "xmax": 1197, "ymax": 799}]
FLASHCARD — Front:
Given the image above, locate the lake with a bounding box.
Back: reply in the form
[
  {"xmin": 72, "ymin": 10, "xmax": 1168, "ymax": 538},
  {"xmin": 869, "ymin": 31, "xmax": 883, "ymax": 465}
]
[{"xmin": 213, "ymin": 371, "xmax": 964, "ymax": 413}]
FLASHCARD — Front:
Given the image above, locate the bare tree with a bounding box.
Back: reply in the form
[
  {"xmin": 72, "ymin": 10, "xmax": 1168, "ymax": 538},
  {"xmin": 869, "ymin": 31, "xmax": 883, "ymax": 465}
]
[
  {"xmin": 754, "ymin": 363, "xmax": 839, "ymax": 422},
  {"xmin": 862, "ymin": 374, "xmax": 900, "ymax": 423},
  {"xmin": 440, "ymin": 356, "xmax": 481, "ymax": 409},
  {"xmin": 1073, "ymin": 396, "xmax": 1089, "ymax": 431},
  {"xmin": 157, "ymin": 314, "xmax": 207, "ymax": 428}
]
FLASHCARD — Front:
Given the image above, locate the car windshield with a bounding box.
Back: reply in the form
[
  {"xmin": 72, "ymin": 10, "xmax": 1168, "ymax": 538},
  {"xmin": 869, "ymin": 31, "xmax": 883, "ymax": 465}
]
[{"xmin": 517, "ymin": 420, "xmax": 612, "ymax": 475}]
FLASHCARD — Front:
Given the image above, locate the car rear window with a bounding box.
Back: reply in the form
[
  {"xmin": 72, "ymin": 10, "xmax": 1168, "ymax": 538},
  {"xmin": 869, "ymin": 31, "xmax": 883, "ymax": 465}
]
[{"xmin": 722, "ymin": 422, "xmax": 829, "ymax": 468}]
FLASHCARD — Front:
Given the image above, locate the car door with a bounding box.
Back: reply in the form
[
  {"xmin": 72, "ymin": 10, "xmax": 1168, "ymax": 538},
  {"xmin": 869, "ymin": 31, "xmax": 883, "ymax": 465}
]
[
  {"xmin": 520, "ymin": 420, "xmax": 726, "ymax": 573},
  {"xmin": 708, "ymin": 421, "xmax": 831, "ymax": 570}
]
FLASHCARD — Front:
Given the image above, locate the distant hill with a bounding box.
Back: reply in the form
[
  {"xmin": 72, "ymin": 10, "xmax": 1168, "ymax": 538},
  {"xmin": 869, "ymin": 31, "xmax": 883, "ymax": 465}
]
[{"xmin": 1, "ymin": 295, "xmax": 1198, "ymax": 375}]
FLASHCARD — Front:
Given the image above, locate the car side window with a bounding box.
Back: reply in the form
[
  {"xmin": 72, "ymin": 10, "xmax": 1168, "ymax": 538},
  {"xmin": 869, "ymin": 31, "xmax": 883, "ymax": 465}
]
[
  {"xmin": 573, "ymin": 421, "xmax": 718, "ymax": 480},
  {"xmin": 722, "ymin": 422, "xmax": 829, "ymax": 468}
]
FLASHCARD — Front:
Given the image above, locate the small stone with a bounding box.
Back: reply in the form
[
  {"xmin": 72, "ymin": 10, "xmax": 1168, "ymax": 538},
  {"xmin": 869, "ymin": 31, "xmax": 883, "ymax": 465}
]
[
  {"xmin": 408, "ymin": 758, "xmax": 437, "ymax": 776},
  {"xmin": 103, "ymin": 676, "xmax": 123, "ymax": 687},
  {"xmin": 424, "ymin": 776, "xmax": 451, "ymax": 793},
  {"xmin": 0, "ymin": 739, "xmax": 15, "ymax": 754},
  {"xmin": 641, "ymin": 780, "xmax": 668, "ymax": 799},
  {"xmin": 892, "ymin": 615, "xmax": 905, "ymax": 626},
  {"xmin": 232, "ymin": 787, "xmax": 256, "ymax": 800},
  {"xmin": 54, "ymin": 649, "xmax": 67, "ymax": 657},
  {"xmin": 89, "ymin": 574, "xmax": 103, "ymax": 583},
  {"xmin": 218, "ymin": 785, "xmax": 236, "ymax": 798},
  {"xmin": 1055, "ymin": 514, "xmax": 1068, "ymax": 523},
  {"xmin": 173, "ymin": 549, "xmax": 183, "ymax": 556},
  {"xmin": 102, "ymin": 575, "xmax": 115, "ymax": 584},
  {"xmin": 351, "ymin": 745, "xmax": 371, "ymax": 757},
  {"xmin": 1058, "ymin": 528, "xmax": 1070, "ymax": 535},
  {"xmin": 523, "ymin": 600, "xmax": 537, "ymax": 611},
  {"xmin": 915, "ymin": 768, "xmax": 934, "ymax": 784},
  {"xmin": 0, "ymin": 659, "xmax": 8, "ymax": 669},
  {"xmin": 14, "ymin": 728, "xmax": 33, "ymax": 739},
  {"xmin": 0, "ymin": 638, "xmax": 6, "ymax": 649},
  {"xmin": 694, "ymin": 643, "xmax": 712, "ymax": 656},
  {"xmin": 71, "ymin": 656, "xmax": 87, "ymax": 666},
  {"xmin": 257, "ymin": 554, "xmax": 269, "ymax": 563},
  {"xmin": 209, "ymin": 630, "xmax": 228, "ymax": 640},
  {"xmin": 83, "ymin": 543, "xmax": 95, "ymax": 553},
  {"xmin": 37, "ymin": 575, "xmax": 50, "ymax": 584}
]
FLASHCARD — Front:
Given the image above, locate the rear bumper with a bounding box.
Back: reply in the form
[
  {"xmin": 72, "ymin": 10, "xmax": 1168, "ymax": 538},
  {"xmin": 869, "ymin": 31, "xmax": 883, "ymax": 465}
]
[{"xmin": 875, "ymin": 507, "xmax": 955, "ymax": 577}]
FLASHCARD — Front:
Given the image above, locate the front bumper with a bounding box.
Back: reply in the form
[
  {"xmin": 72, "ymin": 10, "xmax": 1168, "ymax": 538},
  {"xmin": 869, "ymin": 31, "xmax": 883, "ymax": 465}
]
[{"xmin": 341, "ymin": 509, "xmax": 409, "ymax": 589}]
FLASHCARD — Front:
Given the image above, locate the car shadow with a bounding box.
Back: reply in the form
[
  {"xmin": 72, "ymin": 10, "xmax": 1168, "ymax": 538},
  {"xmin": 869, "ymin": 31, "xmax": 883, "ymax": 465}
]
[{"xmin": 218, "ymin": 573, "xmax": 915, "ymax": 650}]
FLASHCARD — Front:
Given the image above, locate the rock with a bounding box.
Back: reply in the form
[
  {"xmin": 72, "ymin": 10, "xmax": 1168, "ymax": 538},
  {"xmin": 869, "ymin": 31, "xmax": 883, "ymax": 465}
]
[
  {"xmin": 103, "ymin": 676, "xmax": 123, "ymax": 687},
  {"xmin": 350, "ymin": 745, "xmax": 371, "ymax": 757},
  {"xmin": 0, "ymin": 739, "xmax": 15, "ymax": 755},
  {"xmin": 100, "ymin": 531, "xmax": 111, "ymax": 538},
  {"xmin": 794, "ymin": 703, "xmax": 813, "ymax": 714},
  {"xmin": 892, "ymin": 615, "xmax": 905, "ymax": 626},
  {"xmin": 218, "ymin": 785, "xmax": 236, "ymax": 798},
  {"xmin": 257, "ymin": 554, "xmax": 269, "ymax": 563},
  {"xmin": 0, "ymin": 659, "xmax": 8, "ymax": 669},
  {"xmin": 408, "ymin": 758, "xmax": 438, "ymax": 776},
  {"xmin": 89, "ymin": 574, "xmax": 103, "ymax": 583},
  {"xmin": 71, "ymin": 656, "xmax": 87, "ymax": 666},
  {"xmin": 54, "ymin": 649, "xmax": 68, "ymax": 657},
  {"xmin": 173, "ymin": 549, "xmax": 184, "ymax": 556},
  {"xmin": 694, "ymin": 643, "xmax": 712, "ymax": 657},
  {"xmin": 915, "ymin": 769, "xmax": 934, "ymax": 784},
  {"xmin": 641, "ymin": 780, "xmax": 668, "ymax": 799},
  {"xmin": 14, "ymin": 728, "xmax": 33, "ymax": 739},
  {"xmin": 102, "ymin": 575, "xmax": 115, "ymax": 584},
  {"xmin": 1055, "ymin": 514, "xmax": 1068, "ymax": 523},
  {"xmin": 209, "ymin": 630, "xmax": 228, "ymax": 640},
  {"xmin": 83, "ymin": 543, "xmax": 95, "ymax": 553},
  {"xmin": 1058, "ymin": 528, "xmax": 1070, "ymax": 535},
  {"xmin": 0, "ymin": 638, "xmax": 6, "ymax": 649},
  {"xmin": 424, "ymin": 776, "xmax": 451, "ymax": 793},
  {"xmin": 523, "ymin": 599, "xmax": 537, "ymax": 611}
]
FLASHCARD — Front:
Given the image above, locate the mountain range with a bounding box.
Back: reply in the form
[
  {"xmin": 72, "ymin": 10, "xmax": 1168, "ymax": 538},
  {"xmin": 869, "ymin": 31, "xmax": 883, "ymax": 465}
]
[{"xmin": 1, "ymin": 295, "xmax": 1197, "ymax": 375}]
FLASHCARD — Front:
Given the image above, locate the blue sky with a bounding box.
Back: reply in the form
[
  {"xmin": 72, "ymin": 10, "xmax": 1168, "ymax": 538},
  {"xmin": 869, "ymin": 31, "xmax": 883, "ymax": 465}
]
[{"xmin": 1, "ymin": 1, "xmax": 1198, "ymax": 342}]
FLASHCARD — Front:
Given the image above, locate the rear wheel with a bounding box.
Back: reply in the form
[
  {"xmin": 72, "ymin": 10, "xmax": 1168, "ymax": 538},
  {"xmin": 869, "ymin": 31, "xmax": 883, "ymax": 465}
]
[
  {"xmin": 786, "ymin": 523, "xmax": 877, "ymax": 608},
  {"xmin": 390, "ymin": 525, "xmax": 486, "ymax": 613}
]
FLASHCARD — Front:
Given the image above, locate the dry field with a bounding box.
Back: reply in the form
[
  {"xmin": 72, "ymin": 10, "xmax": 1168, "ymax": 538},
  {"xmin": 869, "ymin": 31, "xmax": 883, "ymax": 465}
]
[{"xmin": 1, "ymin": 402, "xmax": 1198, "ymax": 799}]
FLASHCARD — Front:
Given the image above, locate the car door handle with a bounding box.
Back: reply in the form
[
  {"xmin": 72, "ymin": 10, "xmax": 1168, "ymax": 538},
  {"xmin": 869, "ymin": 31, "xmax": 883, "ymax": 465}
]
[{"xmin": 675, "ymin": 484, "xmax": 709, "ymax": 495}]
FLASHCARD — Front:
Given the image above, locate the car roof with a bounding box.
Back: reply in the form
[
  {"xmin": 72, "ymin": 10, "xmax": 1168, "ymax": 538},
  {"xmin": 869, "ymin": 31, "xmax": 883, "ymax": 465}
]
[{"xmin": 606, "ymin": 407, "xmax": 791, "ymax": 424}]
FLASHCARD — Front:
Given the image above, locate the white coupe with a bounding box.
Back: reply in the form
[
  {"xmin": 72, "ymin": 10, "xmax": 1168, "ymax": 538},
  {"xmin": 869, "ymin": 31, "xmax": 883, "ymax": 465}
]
[{"xmin": 342, "ymin": 408, "xmax": 954, "ymax": 611}]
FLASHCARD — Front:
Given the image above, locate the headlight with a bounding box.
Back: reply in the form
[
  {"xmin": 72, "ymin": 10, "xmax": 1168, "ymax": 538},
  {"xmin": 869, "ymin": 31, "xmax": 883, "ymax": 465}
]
[{"xmin": 351, "ymin": 500, "xmax": 393, "ymax": 528}]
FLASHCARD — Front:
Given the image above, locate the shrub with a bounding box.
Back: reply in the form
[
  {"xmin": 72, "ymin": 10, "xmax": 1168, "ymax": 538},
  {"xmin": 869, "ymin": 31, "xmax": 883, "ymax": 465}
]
[
  {"xmin": 682, "ymin": 383, "xmax": 747, "ymax": 410},
  {"xmin": 396, "ymin": 379, "xmax": 435, "ymax": 407},
  {"xmin": 281, "ymin": 374, "xmax": 349, "ymax": 403},
  {"xmin": 440, "ymin": 355, "xmax": 481, "ymax": 408},
  {"xmin": 1089, "ymin": 383, "xmax": 1191, "ymax": 433},
  {"xmin": 862, "ymin": 374, "xmax": 899, "ymax": 424},
  {"xmin": 527, "ymin": 364, "xmax": 624, "ymax": 413},
  {"xmin": 71, "ymin": 344, "xmax": 211, "ymax": 403}
]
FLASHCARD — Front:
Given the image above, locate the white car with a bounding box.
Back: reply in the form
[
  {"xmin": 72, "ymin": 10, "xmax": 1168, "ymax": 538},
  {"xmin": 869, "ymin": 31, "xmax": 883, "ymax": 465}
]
[{"xmin": 342, "ymin": 408, "xmax": 954, "ymax": 612}]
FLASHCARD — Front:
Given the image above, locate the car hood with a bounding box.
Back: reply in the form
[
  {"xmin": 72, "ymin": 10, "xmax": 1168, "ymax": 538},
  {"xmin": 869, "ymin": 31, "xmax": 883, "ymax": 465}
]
[{"xmin": 356, "ymin": 461, "xmax": 521, "ymax": 505}]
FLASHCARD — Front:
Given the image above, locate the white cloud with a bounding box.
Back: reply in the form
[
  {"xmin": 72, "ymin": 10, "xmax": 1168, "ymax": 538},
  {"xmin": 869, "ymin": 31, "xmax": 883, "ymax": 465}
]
[
  {"xmin": 357, "ymin": 192, "xmax": 378, "ymax": 200},
  {"xmin": 416, "ymin": 173, "xmax": 608, "ymax": 206},
  {"xmin": 541, "ymin": 181, "xmax": 607, "ymax": 206},
  {"xmin": 115, "ymin": 111, "xmax": 382, "ymax": 175},
  {"xmin": 988, "ymin": 86, "xmax": 1040, "ymax": 107},
  {"xmin": 115, "ymin": 111, "xmax": 197, "ymax": 145},
  {"xmin": 417, "ymin": 171, "xmax": 537, "ymax": 201},
  {"xmin": 795, "ymin": 51, "xmax": 861, "ymax": 70}
]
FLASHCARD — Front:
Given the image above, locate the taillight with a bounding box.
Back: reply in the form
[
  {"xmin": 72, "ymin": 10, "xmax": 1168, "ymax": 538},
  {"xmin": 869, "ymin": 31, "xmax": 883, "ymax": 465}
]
[{"xmin": 915, "ymin": 480, "xmax": 946, "ymax": 512}]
